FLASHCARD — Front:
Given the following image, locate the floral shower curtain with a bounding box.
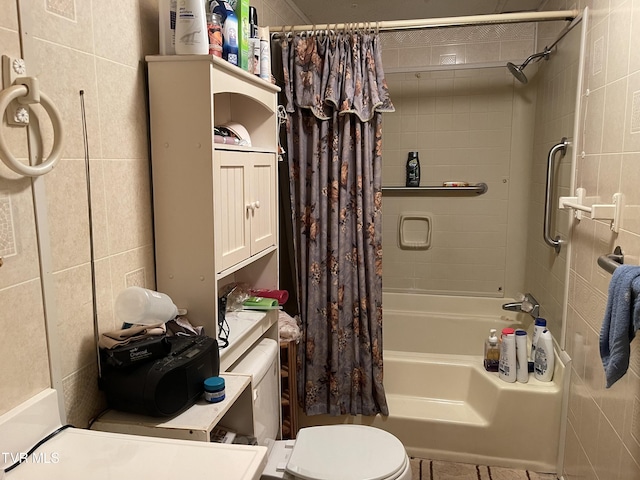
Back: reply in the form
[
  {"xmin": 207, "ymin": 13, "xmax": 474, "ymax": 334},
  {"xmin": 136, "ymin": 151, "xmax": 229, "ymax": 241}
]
[{"xmin": 279, "ymin": 31, "xmax": 394, "ymax": 416}]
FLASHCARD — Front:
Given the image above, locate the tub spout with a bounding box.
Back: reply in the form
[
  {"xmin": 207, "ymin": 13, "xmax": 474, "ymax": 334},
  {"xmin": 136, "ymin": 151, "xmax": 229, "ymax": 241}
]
[
  {"xmin": 502, "ymin": 293, "xmax": 540, "ymax": 319},
  {"xmin": 502, "ymin": 302, "xmax": 524, "ymax": 311}
]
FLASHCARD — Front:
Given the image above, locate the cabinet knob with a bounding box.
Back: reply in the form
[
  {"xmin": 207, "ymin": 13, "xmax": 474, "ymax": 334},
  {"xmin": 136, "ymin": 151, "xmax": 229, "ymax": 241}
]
[{"xmin": 254, "ymin": 200, "xmax": 260, "ymax": 209}]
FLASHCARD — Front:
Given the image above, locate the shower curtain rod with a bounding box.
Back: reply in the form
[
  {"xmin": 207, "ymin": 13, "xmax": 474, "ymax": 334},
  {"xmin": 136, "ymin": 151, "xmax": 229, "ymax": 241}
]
[{"xmin": 270, "ymin": 9, "xmax": 579, "ymax": 35}]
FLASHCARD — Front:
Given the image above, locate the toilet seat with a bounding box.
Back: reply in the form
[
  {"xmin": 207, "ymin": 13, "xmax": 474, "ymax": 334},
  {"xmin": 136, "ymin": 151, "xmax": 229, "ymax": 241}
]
[{"xmin": 281, "ymin": 425, "xmax": 409, "ymax": 480}]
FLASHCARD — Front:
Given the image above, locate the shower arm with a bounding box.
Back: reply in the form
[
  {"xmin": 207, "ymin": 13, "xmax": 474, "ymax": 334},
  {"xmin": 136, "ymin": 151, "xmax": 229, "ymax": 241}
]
[{"xmin": 533, "ymin": 14, "xmax": 582, "ymax": 62}]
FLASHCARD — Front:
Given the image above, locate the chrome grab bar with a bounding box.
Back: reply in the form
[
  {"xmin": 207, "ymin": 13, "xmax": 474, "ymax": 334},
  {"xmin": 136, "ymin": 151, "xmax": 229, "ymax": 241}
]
[{"xmin": 544, "ymin": 137, "xmax": 569, "ymax": 254}]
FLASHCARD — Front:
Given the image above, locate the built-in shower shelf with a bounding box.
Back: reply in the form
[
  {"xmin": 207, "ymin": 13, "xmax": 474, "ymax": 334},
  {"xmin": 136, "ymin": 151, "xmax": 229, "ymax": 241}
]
[{"xmin": 382, "ymin": 183, "xmax": 488, "ymax": 195}]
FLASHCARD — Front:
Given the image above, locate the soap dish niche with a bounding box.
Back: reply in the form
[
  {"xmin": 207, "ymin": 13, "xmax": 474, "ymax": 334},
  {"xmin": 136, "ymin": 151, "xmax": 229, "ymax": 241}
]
[{"xmin": 399, "ymin": 213, "xmax": 432, "ymax": 250}]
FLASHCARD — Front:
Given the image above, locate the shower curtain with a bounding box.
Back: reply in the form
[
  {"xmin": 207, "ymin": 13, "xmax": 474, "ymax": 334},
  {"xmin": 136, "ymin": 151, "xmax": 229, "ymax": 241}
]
[{"xmin": 279, "ymin": 31, "xmax": 394, "ymax": 416}]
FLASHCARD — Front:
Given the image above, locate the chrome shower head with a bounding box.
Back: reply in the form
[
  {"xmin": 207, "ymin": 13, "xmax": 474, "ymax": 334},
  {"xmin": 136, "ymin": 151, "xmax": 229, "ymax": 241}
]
[
  {"xmin": 506, "ymin": 48, "xmax": 551, "ymax": 84},
  {"xmin": 507, "ymin": 62, "xmax": 528, "ymax": 84}
]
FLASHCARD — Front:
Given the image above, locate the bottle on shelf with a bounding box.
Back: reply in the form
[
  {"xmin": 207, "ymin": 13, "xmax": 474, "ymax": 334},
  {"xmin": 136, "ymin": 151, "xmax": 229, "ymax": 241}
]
[
  {"xmin": 498, "ymin": 328, "xmax": 516, "ymax": 382},
  {"xmin": 406, "ymin": 151, "xmax": 420, "ymax": 187},
  {"xmin": 159, "ymin": 0, "xmax": 177, "ymax": 55},
  {"xmin": 223, "ymin": 8, "xmax": 239, "ymax": 65},
  {"xmin": 207, "ymin": 12, "xmax": 223, "ymax": 57},
  {"xmin": 483, "ymin": 328, "xmax": 500, "ymax": 372},
  {"xmin": 534, "ymin": 329, "xmax": 555, "ymax": 382},
  {"xmin": 515, "ymin": 329, "xmax": 529, "ymax": 383},
  {"xmin": 175, "ymin": 0, "xmax": 209, "ymax": 55},
  {"xmin": 531, "ymin": 317, "xmax": 547, "ymax": 361}
]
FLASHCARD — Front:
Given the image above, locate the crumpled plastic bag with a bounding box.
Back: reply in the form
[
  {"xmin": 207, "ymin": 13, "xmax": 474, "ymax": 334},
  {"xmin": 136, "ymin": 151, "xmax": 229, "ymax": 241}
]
[
  {"xmin": 219, "ymin": 282, "xmax": 251, "ymax": 312},
  {"xmin": 278, "ymin": 311, "xmax": 301, "ymax": 342}
]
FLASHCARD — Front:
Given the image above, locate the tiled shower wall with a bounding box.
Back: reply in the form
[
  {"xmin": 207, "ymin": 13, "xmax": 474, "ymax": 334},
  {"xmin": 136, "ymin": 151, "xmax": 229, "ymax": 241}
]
[
  {"xmin": 550, "ymin": 1, "xmax": 640, "ymax": 479},
  {"xmin": 0, "ymin": 0, "xmax": 307, "ymax": 424},
  {"xmin": 380, "ymin": 24, "xmax": 537, "ymax": 298},
  {"xmin": 382, "ymin": 69, "xmax": 521, "ymax": 296}
]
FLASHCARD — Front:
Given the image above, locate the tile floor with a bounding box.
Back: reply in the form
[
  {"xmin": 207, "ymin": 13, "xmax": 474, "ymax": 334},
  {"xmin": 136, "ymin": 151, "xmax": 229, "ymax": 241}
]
[{"xmin": 410, "ymin": 458, "xmax": 558, "ymax": 480}]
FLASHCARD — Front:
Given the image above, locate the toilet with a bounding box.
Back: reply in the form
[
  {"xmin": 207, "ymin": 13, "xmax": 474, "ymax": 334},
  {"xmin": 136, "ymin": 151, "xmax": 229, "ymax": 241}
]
[
  {"xmin": 261, "ymin": 424, "xmax": 412, "ymax": 480},
  {"xmin": 230, "ymin": 339, "xmax": 411, "ymax": 480}
]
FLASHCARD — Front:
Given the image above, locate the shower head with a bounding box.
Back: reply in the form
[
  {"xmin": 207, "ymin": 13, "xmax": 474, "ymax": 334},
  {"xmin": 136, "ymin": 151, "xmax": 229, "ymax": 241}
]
[
  {"xmin": 507, "ymin": 61, "xmax": 528, "ymax": 84},
  {"xmin": 506, "ymin": 48, "xmax": 551, "ymax": 84}
]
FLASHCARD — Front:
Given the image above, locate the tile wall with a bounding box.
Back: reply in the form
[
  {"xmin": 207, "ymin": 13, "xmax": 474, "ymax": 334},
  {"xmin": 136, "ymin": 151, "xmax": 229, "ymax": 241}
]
[
  {"xmin": 2, "ymin": 0, "xmax": 639, "ymax": 478},
  {"xmin": 549, "ymin": 1, "xmax": 640, "ymax": 479},
  {"xmin": 380, "ymin": 30, "xmax": 536, "ymax": 298},
  {"xmin": 0, "ymin": 0, "xmax": 307, "ymax": 425}
]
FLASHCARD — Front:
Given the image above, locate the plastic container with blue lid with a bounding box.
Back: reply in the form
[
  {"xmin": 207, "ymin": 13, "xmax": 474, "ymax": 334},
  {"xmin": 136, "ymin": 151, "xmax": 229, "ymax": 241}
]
[{"xmin": 204, "ymin": 376, "xmax": 225, "ymax": 403}]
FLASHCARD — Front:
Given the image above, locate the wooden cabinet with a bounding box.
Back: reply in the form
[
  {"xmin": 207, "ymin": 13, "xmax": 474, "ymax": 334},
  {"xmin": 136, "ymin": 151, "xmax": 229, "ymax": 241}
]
[
  {"xmin": 145, "ymin": 54, "xmax": 280, "ymax": 350},
  {"xmin": 214, "ymin": 151, "xmax": 277, "ymax": 272}
]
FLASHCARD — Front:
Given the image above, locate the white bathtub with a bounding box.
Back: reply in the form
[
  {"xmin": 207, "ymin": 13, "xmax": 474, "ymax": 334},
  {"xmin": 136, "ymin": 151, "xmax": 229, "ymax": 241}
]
[
  {"xmin": 298, "ymin": 292, "xmax": 567, "ymax": 474},
  {"xmin": 380, "ymin": 292, "xmax": 566, "ymax": 473}
]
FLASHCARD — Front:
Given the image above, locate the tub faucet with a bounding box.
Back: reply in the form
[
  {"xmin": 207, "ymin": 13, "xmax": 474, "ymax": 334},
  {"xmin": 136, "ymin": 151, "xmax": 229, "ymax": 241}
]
[{"xmin": 502, "ymin": 293, "xmax": 540, "ymax": 319}]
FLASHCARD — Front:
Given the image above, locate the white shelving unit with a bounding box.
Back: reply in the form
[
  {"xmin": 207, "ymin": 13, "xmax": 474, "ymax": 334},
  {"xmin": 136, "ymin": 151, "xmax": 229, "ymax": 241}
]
[
  {"xmin": 92, "ymin": 373, "xmax": 253, "ymax": 442},
  {"xmin": 94, "ymin": 55, "xmax": 284, "ymax": 444},
  {"xmin": 145, "ymin": 54, "xmax": 280, "ymax": 348}
]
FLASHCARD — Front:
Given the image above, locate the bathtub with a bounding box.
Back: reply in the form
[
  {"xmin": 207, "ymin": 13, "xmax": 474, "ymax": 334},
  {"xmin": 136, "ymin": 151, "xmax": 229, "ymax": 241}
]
[
  {"xmin": 381, "ymin": 292, "xmax": 567, "ymax": 473},
  {"xmin": 298, "ymin": 292, "xmax": 567, "ymax": 474}
]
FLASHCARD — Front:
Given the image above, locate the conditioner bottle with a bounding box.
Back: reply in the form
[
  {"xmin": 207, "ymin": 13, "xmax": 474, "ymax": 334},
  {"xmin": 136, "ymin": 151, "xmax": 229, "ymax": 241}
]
[{"xmin": 515, "ymin": 329, "xmax": 529, "ymax": 383}]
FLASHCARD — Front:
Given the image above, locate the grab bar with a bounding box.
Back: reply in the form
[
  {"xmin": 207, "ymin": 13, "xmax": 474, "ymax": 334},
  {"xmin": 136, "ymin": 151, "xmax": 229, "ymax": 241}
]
[
  {"xmin": 597, "ymin": 246, "xmax": 624, "ymax": 275},
  {"xmin": 543, "ymin": 137, "xmax": 569, "ymax": 254}
]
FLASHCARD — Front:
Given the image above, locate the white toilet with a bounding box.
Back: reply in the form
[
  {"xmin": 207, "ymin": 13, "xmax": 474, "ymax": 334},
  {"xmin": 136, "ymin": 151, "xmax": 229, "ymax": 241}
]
[
  {"xmin": 231, "ymin": 339, "xmax": 411, "ymax": 480},
  {"xmin": 261, "ymin": 424, "xmax": 412, "ymax": 480}
]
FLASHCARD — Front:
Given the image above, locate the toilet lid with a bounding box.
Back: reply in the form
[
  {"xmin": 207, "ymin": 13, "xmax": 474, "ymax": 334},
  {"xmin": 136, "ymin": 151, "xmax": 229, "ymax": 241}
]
[{"xmin": 286, "ymin": 425, "xmax": 407, "ymax": 480}]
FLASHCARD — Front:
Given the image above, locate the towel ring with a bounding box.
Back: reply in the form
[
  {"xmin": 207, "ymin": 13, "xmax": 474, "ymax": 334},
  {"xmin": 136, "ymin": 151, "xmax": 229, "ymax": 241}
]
[{"xmin": 0, "ymin": 82, "xmax": 64, "ymax": 177}]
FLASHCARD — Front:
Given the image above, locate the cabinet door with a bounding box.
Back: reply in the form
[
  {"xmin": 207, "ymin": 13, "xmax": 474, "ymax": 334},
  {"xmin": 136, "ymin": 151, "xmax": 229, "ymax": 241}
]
[
  {"xmin": 249, "ymin": 153, "xmax": 277, "ymax": 255},
  {"xmin": 215, "ymin": 151, "xmax": 251, "ymax": 272}
]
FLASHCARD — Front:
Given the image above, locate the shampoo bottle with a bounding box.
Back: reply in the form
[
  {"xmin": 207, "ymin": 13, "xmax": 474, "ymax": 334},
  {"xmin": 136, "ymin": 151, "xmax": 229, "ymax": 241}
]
[
  {"xmin": 534, "ymin": 329, "xmax": 555, "ymax": 382},
  {"xmin": 515, "ymin": 329, "xmax": 529, "ymax": 383},
  {"xmin": 531, "ymin": 317, "xmax": 547, "ymax": 361},
  {"xmin": 175, "ymin": 0, "xmax": 208, "ymax": 54},
  {"xmin": 498, "ymin": 328, "xmax": 516, "ymax": 383},
  {"xmin": 484, "ymin": 328, "xmax": 500, "ymax": 372},
  {"xmin": 406, "ymin": 151, "xmax": 420, "ymax": 187}
]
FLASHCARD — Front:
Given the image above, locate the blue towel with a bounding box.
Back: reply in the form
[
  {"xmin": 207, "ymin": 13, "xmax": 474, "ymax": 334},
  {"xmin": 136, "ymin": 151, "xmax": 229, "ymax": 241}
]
[{"xmin": 600, "ymin": 265, "xmax": 640, "ymax": 388}]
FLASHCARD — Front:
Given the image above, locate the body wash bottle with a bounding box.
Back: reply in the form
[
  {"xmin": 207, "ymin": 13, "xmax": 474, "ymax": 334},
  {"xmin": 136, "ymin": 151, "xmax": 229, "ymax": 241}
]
[{"xmin": 484, "ymin": 328, "xmax": 500, "ymax": 372}]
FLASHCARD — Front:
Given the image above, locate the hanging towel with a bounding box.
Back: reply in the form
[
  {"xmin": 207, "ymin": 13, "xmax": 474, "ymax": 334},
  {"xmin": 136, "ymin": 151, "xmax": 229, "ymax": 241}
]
[{"xmin": 600, "ymin": 265, "xmax": 640, "ymax": 388}]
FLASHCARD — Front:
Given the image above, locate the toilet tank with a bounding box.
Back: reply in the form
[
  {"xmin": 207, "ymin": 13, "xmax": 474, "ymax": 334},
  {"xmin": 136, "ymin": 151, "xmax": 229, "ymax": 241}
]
[{"xmin": 229, "ymin": 338, "xmax": 280, "ymax": 445}]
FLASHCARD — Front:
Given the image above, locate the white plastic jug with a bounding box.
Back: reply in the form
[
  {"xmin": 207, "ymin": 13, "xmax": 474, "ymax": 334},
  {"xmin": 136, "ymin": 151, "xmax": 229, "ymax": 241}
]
[{"xmin": 115, "ymin": 286, "xmax": 178, "ymax": 326}]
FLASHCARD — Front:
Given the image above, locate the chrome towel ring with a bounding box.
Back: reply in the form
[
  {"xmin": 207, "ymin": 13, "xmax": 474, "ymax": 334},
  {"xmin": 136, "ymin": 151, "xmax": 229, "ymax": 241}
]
[{"xmin": 0, "ymin": 77, "xmax": 65, "ymax": 177}]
